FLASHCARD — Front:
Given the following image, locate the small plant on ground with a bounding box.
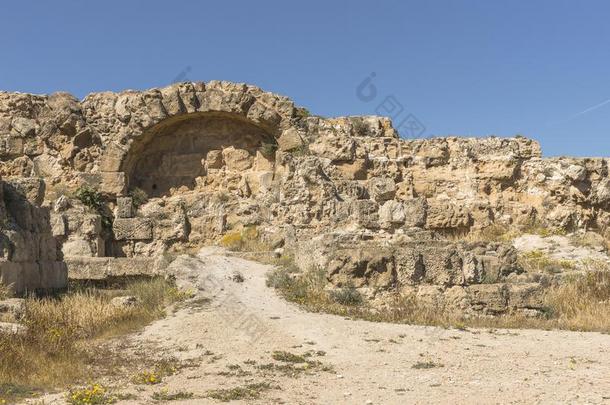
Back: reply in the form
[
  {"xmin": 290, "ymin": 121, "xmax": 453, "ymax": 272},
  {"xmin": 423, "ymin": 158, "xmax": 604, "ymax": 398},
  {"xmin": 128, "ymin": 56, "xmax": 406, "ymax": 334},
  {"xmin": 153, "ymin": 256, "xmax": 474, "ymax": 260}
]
[
  {"xmin": 131, "ymin": 358, "xmax": 182, "ymax": 385},
  {"xmin": 205, "ymin": 382, "xmax": 273, "ymax": 402},
  {"xmin": 412, "ymin": 361, "xmax": 444, "ymax": 370},
  {"xmin": 74, "ymin": 185, "xmax": 104, "ymax": 213},
  {"xmin": 272, "ymin": 351, "xmax": 307, "ymax": 363},
  {"xmin": 218, "ymin": 226, "xmax": 269, "ymax": 252},
  {"xmin": 67, "ymin": 384, "xmax": 116, "ymax": 405},
  {"xmin": 330, "ymin": 284, "xmax": 363, "ymax": 306},
  {"xmin": 151, "ymin": 388, "xmax": 194, "ymax": 401},
  {"xmin": 519, "ymin": 250, "xmax": 575, "ymax": 274}
]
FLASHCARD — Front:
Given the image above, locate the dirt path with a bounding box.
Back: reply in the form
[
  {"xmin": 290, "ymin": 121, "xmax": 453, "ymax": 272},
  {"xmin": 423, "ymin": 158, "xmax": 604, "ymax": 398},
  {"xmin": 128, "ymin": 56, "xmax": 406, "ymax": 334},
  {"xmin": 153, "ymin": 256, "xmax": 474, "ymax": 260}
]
[{"xmin": 33, "ymin": 247, "xmax": 610, "ymax": 404}]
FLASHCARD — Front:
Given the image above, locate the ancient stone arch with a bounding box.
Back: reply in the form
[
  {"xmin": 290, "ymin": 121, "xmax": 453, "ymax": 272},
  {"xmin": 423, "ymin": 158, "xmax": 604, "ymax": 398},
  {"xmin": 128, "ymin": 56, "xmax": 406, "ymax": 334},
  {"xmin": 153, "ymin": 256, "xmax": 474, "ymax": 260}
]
[
  {"xmin": 120, "ymin": 112, "xmax": 277, "ymax": 197},
  {"xmin": 89, "ymin": 81, "xmax": 303, "ymax": 197}
]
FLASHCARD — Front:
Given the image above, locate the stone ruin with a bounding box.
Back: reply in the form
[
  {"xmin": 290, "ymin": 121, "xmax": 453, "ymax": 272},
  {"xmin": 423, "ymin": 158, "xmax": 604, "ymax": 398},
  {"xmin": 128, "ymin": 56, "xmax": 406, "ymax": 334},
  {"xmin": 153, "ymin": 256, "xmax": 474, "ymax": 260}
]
[{"xmin": 0, "ymin": 81, "xmax": 609, "ymax": 313}]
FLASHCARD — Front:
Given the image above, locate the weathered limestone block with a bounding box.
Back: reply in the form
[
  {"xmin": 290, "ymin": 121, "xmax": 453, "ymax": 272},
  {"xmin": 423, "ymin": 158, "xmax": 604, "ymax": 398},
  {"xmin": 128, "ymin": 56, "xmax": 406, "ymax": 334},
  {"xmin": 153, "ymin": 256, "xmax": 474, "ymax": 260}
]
[
  {"xmin": 425, "ymin": 201, "xmax": 471, "ymax": 230},
  {"xmin": 0, "ymin": 261, "xmax": 67, "ymax": 294},
  {"xmin": 595, "ymin": 178, "xmax": 610, "ymax": 205},
  {"xmin": 101, "ymin": 172, "xmax": 126, "ymax": 195},
  {"xmin": 66, "ymin": 213, "xmax": 101, "ymax": 237},
  {"xmin": 508, "ymin": 283, "xmax": 545, "ymax": 309},
  {"xmin": 368, "ymin": 177, "xmax": 396, "ymax": 202},
  {"xmin": 462, "ymin": 252, "xmax": 484, "ymax": 284},
  {"xmin": 476, "ymin": 160, "xmax": 518, "ymax": 180},
  {"xmin": 414, "ymin": 285, "xmax": 445, "ymax": 308},
  {"xmin": 65, "ymin": 257, "xmax": 160, "ymax": 280},
  {"xmin": 116, "ymin": 197, "xmax": 133, "ymax": 218},
  {"xmin": 222, "ymin": 147, "xmax": 253, "ymax": 171},
  {"xmin": 309, "ymin": 135, "xmax": 355, "ymax": 161},
  {"xmin": 467, "ymin": 284, "xmax": 509, "ymax": 314},
  {"xmin": 277, "ymin": 128, "xmax": 304, "ymax": 151},
  {"xmin": 5, "ymin": 177, "xmax": 45, "ymax": 206},
  {"xmin": 403, "ymin": 197, "xmax": 427, "ymax": 228},
  {"xmin": 379, "ymin": 200, "xmax": 406, "ymax": 228},
  {"xmin": 113, "ymin": 218, "xmax": 153, "ymax": 240},
  {"xmin": 327, "ymin": 247, "xmax": 396, "ymax": 289},
  {"xmin": 349, "ymin": 200, "xmax": 379, "ymax": 229},
  {"xmin": 335, "ymin": 159, "xmax": 368, "ymax": 180},
  {"xmin": 335, "ymin": 180, "xmax": 368, "ymax": 200},
  {"xmin": 205, "ymin": 150, "xmax": 224, "ymax": 169},
  {"xmin": 62, "ymin": 237, "xmax": 94, "ymax": 257},
  {"xmin": 394, "ymin": 249, "xmax": 425, "ymax": 285},
  {"xmin": 0, "ymin": 136, "xmax": 24, "ymax": 157},
  {"xmin": 421, "ymin": 246, "xmax": 464, "ymax": 286}
]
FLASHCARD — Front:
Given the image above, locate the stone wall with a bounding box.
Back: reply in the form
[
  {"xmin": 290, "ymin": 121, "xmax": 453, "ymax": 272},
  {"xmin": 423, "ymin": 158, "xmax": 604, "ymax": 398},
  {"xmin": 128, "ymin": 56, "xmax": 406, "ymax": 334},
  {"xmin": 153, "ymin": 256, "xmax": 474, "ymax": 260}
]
[
  {"xmin": 0, "ymin": 81, "xmax": 608, "ymax": 303},
  {"xmin": 0, "ymin": 177, "xmax": 66, "ymax": 294}
]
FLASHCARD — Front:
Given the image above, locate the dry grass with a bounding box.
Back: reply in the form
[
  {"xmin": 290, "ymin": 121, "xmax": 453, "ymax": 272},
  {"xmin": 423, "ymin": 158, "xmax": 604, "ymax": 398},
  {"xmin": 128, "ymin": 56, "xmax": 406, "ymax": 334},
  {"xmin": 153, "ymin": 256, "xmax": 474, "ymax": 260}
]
[
  {"xmin": 518, "ymin": 250, "xmax": 576, "ymax": 274},
  {"xmin": 0, "ymin": 278, "xmax": 187, "ymax": 402},
  {"xmin": 465, "ymin": 221, "xmax": 567, "ymax": 243},
  {"xmin": 267, "ymin": 259, "xmax": 610, "ymax": 333},
  {"xmin": 0, "ymin": 283, "xmax": 12, "ymax": 300},
  {"xmin": 218, "ymin": 226, "xmax": 270, "ymax": 252},
  {"xmin": 205, "ymin": 382, "xmax": 274, "ymax": 402}
]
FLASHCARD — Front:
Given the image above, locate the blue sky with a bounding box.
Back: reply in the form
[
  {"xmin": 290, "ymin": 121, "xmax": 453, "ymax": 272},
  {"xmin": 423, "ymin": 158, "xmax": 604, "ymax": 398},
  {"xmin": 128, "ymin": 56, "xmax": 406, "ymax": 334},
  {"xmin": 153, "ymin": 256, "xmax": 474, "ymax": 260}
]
[{"xmin": 1, "ymin": 0, "xmax": 609, "ymax": 156}]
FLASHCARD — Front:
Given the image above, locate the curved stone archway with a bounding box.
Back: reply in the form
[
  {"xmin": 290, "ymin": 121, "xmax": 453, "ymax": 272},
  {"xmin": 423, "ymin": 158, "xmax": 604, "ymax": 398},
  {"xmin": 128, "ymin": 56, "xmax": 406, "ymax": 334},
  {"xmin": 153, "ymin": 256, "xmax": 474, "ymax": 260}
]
[
  {"xmin": 121, "ymin": 112, "xmax": 275, "ymax": 197},
  {"xmin": 90, "ymin": 81, "xmax": 304, "ymax": 197}
]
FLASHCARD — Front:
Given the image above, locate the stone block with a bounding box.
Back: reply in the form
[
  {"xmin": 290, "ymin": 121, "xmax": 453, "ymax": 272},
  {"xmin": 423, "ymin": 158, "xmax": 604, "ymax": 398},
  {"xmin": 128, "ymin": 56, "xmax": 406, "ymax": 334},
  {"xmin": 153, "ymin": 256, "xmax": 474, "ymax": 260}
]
[
  {"xmin": 336, "ymin": 159, "xmax": 368, "ymax": 180},
  {"xmin": 62, "ymin": 238, "xmax": 94, "ymax": 257},
  {"xmin": 403, "ymin": 198, "xmax": 427, "ymax": 228},
  {"xmin": 113, "ymin": 217, "xmax": 153, "ymax": 241},
  {"xmin": 421, "ymin": 247, "xmax": 464, "ymax": 286},
  {"xmin": 222, "ymin": 147, "xmax": 253, "ymax": 171},
  {"xmin": 65, "ymin": 257, "xmax": 160, "ymax": 280},
  {"xmin": 0, "ymin": 136, "xmax": 24, "ymax": 157},
  {"xmin": 276, "ymin": 128, "xmax": 304, "ymax": 151},
  {"xmin": 368, "ymin": 177, "xmax": 396, "ymax": 202},
  {"xmin": 50, "ymin": 213, "xmax": 67, "ymax": 237},
  {"xmin": 350, "ymin": 200, "xmax": 379, "ymax": 229},
  {"xmin": 395, "ymin": 248, "xmax": 425, "ymax": 285},
  {"xmin": 425, "ymin": 201, "xmax": 471, "ymax": 230},
  {"xmin": 116, "ymin": 197, "xmax": 133, "ymax": 218},
  {"xmin": 467, "ymin": 284, "xmax": 509, "ymax": 314},
  {"xmin": 508, "ymin": 283, "xmax": 545, "ymax": 309},
  {"xmin": 205, "ymin": 150, "xmax": 224, "ymax": 169},
  {"xmin": 100, "ymin": 171, "xmax": 126, "ymax": 195},
  {"xmin": 379, "ymin": 200, "xmax": 406, "ymax": 228}
]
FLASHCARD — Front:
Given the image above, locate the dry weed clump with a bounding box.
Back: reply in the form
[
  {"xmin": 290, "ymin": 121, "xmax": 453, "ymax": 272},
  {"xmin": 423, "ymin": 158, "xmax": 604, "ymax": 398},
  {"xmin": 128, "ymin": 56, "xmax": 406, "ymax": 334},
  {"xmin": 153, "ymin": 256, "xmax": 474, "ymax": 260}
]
[
  {"xmin": 218, "ymin": 226, "xmax": 270, "ymax": 252},
  {"xmin": 0, "ymin": 278, "xmax": 187, "ymax": 402},
  {"xmin": 267, "ymin": 257, "xmax": 610, "ymax": 333}
]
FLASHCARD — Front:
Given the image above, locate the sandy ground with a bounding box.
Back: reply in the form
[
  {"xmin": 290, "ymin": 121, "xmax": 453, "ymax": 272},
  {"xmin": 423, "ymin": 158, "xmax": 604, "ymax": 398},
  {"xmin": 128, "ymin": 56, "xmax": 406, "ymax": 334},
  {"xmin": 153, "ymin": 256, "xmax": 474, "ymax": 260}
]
[{"xmin": 31, "ymin": 247, "xmax": 610, "ymax": 404}]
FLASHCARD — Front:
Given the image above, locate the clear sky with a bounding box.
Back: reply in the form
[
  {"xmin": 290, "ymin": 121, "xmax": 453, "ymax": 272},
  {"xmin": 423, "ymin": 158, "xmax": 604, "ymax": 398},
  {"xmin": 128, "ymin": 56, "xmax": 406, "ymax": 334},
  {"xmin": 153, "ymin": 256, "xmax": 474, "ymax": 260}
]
[{"xmin": 1, "ymin": 0, "xmax": 609, "ymax": 157}]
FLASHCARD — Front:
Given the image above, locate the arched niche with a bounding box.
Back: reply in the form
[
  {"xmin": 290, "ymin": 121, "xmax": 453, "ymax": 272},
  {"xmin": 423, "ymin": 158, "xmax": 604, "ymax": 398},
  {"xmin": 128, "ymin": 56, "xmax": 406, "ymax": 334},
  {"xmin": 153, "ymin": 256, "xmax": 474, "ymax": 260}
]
[{"xmin": 120, "ymin": 112, "xmax": 275, "ymax": 197}]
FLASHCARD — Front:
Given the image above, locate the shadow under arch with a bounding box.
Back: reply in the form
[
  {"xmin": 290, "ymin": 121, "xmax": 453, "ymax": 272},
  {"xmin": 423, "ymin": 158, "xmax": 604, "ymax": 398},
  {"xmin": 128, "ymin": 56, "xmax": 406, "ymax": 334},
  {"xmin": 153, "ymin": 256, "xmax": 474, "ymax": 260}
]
[{"xmin": 120, "ymin": 111, "xmax": 276, "ymax": 198}]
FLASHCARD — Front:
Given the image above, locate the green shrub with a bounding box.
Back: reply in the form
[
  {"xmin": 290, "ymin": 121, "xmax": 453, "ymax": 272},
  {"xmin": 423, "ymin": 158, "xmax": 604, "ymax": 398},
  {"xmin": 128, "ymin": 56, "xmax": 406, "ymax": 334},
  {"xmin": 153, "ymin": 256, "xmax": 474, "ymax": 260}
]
[
  {"xmin": 129, "ymin": 187, "xmax": 148, "ymax": 209},
  {"xmin": 74, "ymin": 185, "xmax": 104, "ymax": 213},
  {"xmin": 330, "ymin": 284, "xmax": 363, "ymax": 306},
  {"xmin": 74, "ymin": 186, "xmax": 112, "ymax": 229},
  {"xmin": 295, "ymin": 107, "xmax": 310, "ymax": 118},
  {"xmin": 259, "ymin": 142, "xmax": 278, "ymax": 159}
]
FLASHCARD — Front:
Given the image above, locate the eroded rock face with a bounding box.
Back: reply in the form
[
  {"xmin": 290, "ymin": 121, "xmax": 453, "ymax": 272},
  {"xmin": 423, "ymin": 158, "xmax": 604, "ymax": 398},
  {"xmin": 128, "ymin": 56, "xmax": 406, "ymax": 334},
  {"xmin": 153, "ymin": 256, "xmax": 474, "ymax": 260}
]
[{"xmin": 0, "ymin": 81, "xmax": 609, "ymax": 306}]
